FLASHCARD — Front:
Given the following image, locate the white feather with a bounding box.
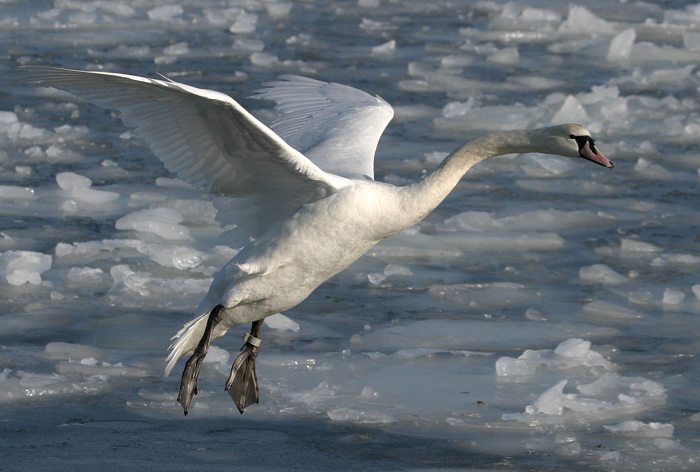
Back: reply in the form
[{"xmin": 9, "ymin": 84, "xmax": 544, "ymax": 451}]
[{"xmin": 253, "ymin": 75, "xmax": 394, "ymax": 181}]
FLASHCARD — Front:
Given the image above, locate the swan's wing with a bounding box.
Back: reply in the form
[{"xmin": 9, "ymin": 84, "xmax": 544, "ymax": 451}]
[
  {"xmin": 253, "ymin": 75, "xmax": 394, "ymax": 181},
  {"xmin": 14, "ymin": 66, "xmax": 350, "ymax": 244}
]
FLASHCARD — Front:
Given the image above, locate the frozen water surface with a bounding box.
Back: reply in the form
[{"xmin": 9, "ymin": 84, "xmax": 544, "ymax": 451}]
[{"xmin": 2, "ymin": 0, "xmax": 700, "ymax": 470}]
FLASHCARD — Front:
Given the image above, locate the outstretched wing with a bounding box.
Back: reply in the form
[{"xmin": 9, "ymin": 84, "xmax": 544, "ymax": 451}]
[
  {"xmin": 253, "ymin": 75, "xmax": 394, "ymax": 181},
  {"xmin": 13, "ymin": 66, "xmax": 350, "ymax": 243}
]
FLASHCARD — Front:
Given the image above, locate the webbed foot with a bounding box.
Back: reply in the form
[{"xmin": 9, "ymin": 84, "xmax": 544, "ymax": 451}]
[
  {"xmin": 177, "ymin": 351, "xmax": 204, "ymax": 415},
  {"xmin": 176, "ymin": 304, "xmax": 225, "ymax": 415},
  {"xmin": 225, "ymin": 321, "xmax": 262, "ymax": 414}
]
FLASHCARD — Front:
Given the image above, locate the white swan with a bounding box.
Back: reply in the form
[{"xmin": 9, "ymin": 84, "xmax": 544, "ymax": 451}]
[{"xmin": 15, "ymin": 66, "xmax": 614, "ymax": 414}]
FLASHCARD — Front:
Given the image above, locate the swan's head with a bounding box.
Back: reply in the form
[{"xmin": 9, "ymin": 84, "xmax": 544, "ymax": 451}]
[{"xmin": 531, "ymin": 123, "xmax": 614, "ymax": 168}]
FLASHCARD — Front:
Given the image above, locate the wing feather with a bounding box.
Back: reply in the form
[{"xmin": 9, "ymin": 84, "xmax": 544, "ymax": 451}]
[
  {"xmin": 13, "ymin": 66, "xmax": 350, "ymax": 243},
  {"xmin": 253, "ymin": 75, "xmax": 394, "ymax": 180}
]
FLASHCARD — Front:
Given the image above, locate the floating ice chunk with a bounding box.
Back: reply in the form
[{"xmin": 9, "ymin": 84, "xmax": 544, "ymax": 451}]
[
  {"xmin": 15, "ymin": 166, "xmax": 32, "ymax": 176},
  {"xmin": 551, "ymin": 95, "xmax": 590, "ymax": 124},
  {"xmin": 264, "ymin": 313, "xmax": 300, "ymax": 332},
  {"xmin": 288, "ymin": 381, "xmax": 337, "ymax": 408},
  {"xmin": 620, "ymin": 238, "xmax": 661, "ymax": 254},
  {"xmin": 44, "ymin": 144, "xmax": 83, "ymax": 162},
  {"xmin": 633, "ymin": 158, "xmax": 673, "ymax": 179},
  {"xmin": 495, "ymin": 357, "xmax": 538, "ymax": 377},
  {"xmin": 359, "ymin": 18, "xmax": 396, "ymax": 32},
  {"xmin": 579, "ymin": 264, "xmax": 627, "ymax": 285},
  {"xmin": 430, "ymin": 282, "xmax": 530, "ymax": 307},
  {"xmin": 424, "ymin": 151, "xmax": 449, "ymax": 165},
  {"xmin": 136, "ymin": 242, "xmax": 204, "ymax": 270},
  {"xmin": 6, "ymin": 121, "xmax": 48, "ymax": 141},
  {"xmin": 233, "ymin": 38, "xmax": 265, "ymax": 52},
  {"xmin": 0, "ymin": 369, "xmax": 107, "ymax": 404},
  {"xmin": 383, "ymin": 263, "xmax": 412, "ymax": 277},
  {"xmin": 94, "ymin": 3, "xmax": 135, "ymax": 17},
  {"xmin": 521, "ymin": 7, "xmax": 561, "ymax": 22},
  {"xmin": 359, "ymin": 0, "xmax": 381, "ymax": 7},
  {"xmin": 488, "ymin": 4, "xmax": 560, "ymax": 32},
  {"xmin": 0, "ymin": 185, "xmax": 35, "ymax": 199},
  {"xmin": 496, "ymin": 338, "xmax": 615, "ymax": 378},
  {"xmin": 651, "ymin": 253, "xmax": 700, "ymax": 267},
  {"xmin": 531, "ymin": 379, "xmax": 568, "ymax": 415},
  {"xmin": 163, "ymin": 42, "xmax": 189, "ymax": 56},
  {"xmin": 265, "ymin": 2, "xmax": 292, "ymax": 18},
  {"xmin": 56, "ymin": 171, "xmax": 119, "ymax": 205},
  {"xmin": 445, "ymin": 209, "xmax": 608, "ymax": 232},
  {"xmin": 604, "ymin": 420, "xmax": 673, "ymax": 438},
  {"xmin": 444, "ymin": 211, "xmax": 502, "ymax": 231},
  {"xmin": 128, "ymin": 191, "xmax": 166, "ymax": 207},
  {"xmin": 434, "ymin": 103, "xmax": 542, "ymax": 133},
  {"xmin": 607, "ymin": 28, "xmax": 636, "ymax": 62},
  {"xmin": 646, "ymin": 65, "xmax": 696, "ymax": 85},
  {"xmin": 505, "ymin": 371, "xmax": 666, "ymax": 425},
  {"xmin": 576, "ymin": 84, "xmax": 621, "ymax": 106},
  {"xmin": 487, "ymin": 47, "xmax": 519, "ymax": 64},
  {"xmin": 440, "ymin": 55, "xmax": 472, "ymax": 68},
  {"xmin": 632, "ymin": 42, "xmax": 700, "ymax": 63},
  {"xmin": 581, "ymin": 300, "xmax": 643, "ymax": 322},
  {"xmin": 147, "ymin": 4, "xmax": 182, "ymax": 21},
  {"xmin": 250, "ymin": 52, "xmax": 278, "ymax": 67},
  {"xmin": 368, "ymin": 263, "xmax": 411, "ymax": 286},
  {"xmin": 662, "ymin": 288, "xmax": 685, "ymax": 305},
  {"xmin": 577, "ymin": 372, "xmax": 619, "ymax": 396},
  {"xmin": 44, "ymin": 341, "xmax": 106, "ymax": 361},
  {"xmin": 108, "ymin": 264, "xmax": 210, "ymax": 299},
  {"xmin": 693, "ymin": 285, "xmax": 700, "ymax": 300},
  {"xmin": 327, "ymin": 407, "xmax": 395, "ymax": 424},
  {"xmin": 442, "ymin": 98, "xmax": 475, "ymax": 118},
  {"xmin": 115, "ymin": 208, "xmax": 190, "ymax": 240},
  {"xmin": 56, "ymin": 360, "xmax": 149, "ymax": 379},
  {"xmin": 54, "ymin": 239, "xmax": 141, "ymax": 262},
  {"xmin": 0, "ymin": 110, "xmax": 18, "ymax": 132},
  {"xmin": 524, "ymin": 307, "xmax": 547, "ymax": 321},
  {"xmin": 359, "ymin": 386, "xmax": 379, "ymax": 399},
  {"xmin": 371, "ymin": 39, "xmax": 396, "ymax": 57},
  {"xmin": 0, "ymin": 250, "xmax": 52, "ymax": 286},
  {"xmin": 229, "ymin": 12, "xmax": 257, "ymax": 34},
  {"xmin": 67, "ymin": 267, "xmax": 105, "ymax": 284},
  {"xmin": 559, "ymin": 5, "xmax": 615, "ymax": 36},
  {"xmin": 555, "ymin": 338, "xmax": 604, "ymax": 363},
  {"xmin": 70, "ymin": 187, "xmax": 120, "ymax": 206},
  {"xmin": 367, "ymin": 272, "xmax": 386, "ymax": 286}
]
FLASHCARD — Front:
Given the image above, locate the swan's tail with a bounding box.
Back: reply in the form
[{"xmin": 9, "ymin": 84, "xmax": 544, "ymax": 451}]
[{"xmin": 164, "ymin": 313, "xmax": 209, "ymax": 378}]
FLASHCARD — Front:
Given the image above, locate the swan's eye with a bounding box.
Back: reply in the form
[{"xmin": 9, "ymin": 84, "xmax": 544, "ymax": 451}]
[{"xmin": 569, "ymin": 134, "xmax": 575, "ymax": 139}]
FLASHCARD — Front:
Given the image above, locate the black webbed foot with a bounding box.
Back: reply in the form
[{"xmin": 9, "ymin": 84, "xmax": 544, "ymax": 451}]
[
  {"xmin": 176, "ymin": 305, "xmax": 225, "ymax": 415},
  {"xmin": 225, "ymin": 321, "xmax": 263, "ymax": 414}
]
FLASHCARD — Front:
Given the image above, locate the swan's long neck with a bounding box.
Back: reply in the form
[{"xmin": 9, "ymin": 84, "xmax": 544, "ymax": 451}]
[{"xmin": 395, "ymin": 130, "xmax": 536, "ymax": 229}]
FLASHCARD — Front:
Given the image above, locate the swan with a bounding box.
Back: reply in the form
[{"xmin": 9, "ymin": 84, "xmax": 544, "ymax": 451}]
[{"xmin": 14, "ymin": 66, "xmax": 614, "ymax": 415}]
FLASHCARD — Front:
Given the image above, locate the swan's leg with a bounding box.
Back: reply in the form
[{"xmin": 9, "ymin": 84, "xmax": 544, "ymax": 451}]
[
  {"xmin": 177, "ymin": 304, "xmax": 225, "ymax": 415},
  {"xmin": 225, "ymin": 320, "xmax": 263, "ymax": 414}
]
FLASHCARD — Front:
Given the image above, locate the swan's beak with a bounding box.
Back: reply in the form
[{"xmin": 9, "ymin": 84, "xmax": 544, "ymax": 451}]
[{"xmin": 580, "ymin": 141, "xmax": 614, "ymax": 168}]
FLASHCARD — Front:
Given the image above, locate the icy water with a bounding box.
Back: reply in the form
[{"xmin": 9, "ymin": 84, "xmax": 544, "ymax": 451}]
[{"xmin": 1, "ymin": 0, "xmax": 700, "ymax": 470}]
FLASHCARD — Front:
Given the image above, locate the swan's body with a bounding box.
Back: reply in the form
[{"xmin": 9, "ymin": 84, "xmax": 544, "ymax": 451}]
[{"xmin": 15, "ymin": 66, "xmax": 613, "ymax": 414}]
